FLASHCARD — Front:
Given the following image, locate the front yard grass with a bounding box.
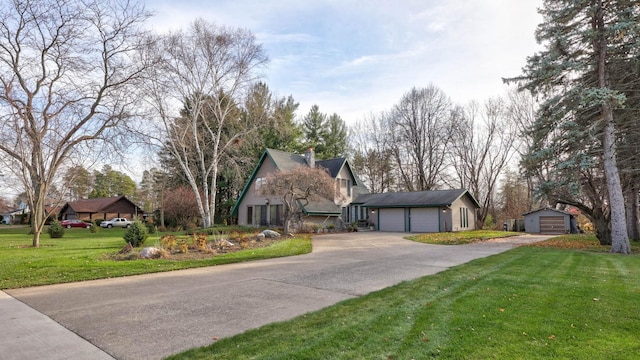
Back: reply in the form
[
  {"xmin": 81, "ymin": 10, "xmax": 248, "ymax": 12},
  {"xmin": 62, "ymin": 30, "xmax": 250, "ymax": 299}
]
[
  {"xmin": 407, "ymin": 229, "xmax": 520, "ymax": 245},
  {"xmin": 168, "ymin": 236, "xmax": 640, "ymax": 360},
  {"xmin": 0, "ymin": 226, "xmax": 311, "ymax": 289}
]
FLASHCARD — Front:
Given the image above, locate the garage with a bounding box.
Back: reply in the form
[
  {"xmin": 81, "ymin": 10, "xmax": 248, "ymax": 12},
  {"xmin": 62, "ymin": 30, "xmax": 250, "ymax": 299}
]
[
  {"xmin": 523, "ymin": 207, "xmax": 571, "ymax": 234},
  {"xmin": 410, "ymin": 208, "xmax": 440, "ymax": 232},
  {"xmin": 378, "ymin": 208, "xmax": 406, "ymax": 232},
  {"xmin": 359, "ymin": 189, "xmax": 480, "ymax": 233}
]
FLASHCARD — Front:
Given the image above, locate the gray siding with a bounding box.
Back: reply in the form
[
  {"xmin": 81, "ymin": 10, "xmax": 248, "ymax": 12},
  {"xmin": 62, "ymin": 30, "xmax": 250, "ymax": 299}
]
[{"xmin": 524, "ymin": 209, "xmax": 570, "ymax": 233}]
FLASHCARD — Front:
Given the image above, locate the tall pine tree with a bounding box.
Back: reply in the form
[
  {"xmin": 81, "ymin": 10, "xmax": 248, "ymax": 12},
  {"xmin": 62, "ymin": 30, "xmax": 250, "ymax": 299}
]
[{"xmin": 513, "ymin": 0, "xmax": 639, "ymax": 253}]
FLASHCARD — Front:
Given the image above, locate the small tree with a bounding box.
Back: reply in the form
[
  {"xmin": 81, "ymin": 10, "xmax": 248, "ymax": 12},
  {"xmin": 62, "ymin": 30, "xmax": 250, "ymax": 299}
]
[
  {"xmin": 124, "ymin": 221, "xmax": 148, "ymax": 247},
  {"xmin": 260, "ymin": 166, "xmax": 336, "ymax": 234},
  {"xmin": 47, "ymin": 221, "xmax": 65, "ymax": 239}
]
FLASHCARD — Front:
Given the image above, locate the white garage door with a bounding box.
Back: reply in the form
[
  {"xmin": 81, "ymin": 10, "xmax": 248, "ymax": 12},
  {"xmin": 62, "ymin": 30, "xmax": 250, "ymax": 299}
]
[
  {"xmin": 410, "ymin": 208, "xmax": 439, "ymax": 233},
  {"xmin": 379, "ymin": 208, "xmax": 406, "ymax": 232}
]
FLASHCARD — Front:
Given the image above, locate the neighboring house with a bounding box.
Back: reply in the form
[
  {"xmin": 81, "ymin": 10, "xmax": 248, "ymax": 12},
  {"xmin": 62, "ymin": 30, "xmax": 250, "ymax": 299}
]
[
  {"xmin": 232, "ymin": 148, "xmax": 480, "ymax": 233},
  {"xmin": 232, "ymin": 148, "xmax": 368, "ymax": 228},
  {"xmin": 353, "ymin": 189, "xmax": 480, "ymax": 232},
  {"xmin": 523, "ymin": 207, "xmax": 577, "ymax": 234},
  {"xmin": 2, "ymin": 208, "xmax": 27, "ymax": 225},
  {"xmin": 59, "ymin": 196, "xmax": 144, "ymax": 222}
]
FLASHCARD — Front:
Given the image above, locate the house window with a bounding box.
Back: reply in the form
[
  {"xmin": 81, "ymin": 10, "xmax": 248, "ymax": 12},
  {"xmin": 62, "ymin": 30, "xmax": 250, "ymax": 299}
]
[
  {"xmin": 255, "ymin": 177, "xmax": 266, "ymax": 191},
  {"xmin": 270, "ymin": 205, "xmax": 283, "ymax": 226},
  {"xmin": 247, "ymin": 206, "xmax": 253, "ymax": 225},
  {"xmin": 460, "ymin": 208, "xmax": 469, "ymax": 228},
  {"xmin": 347, "ymin": 180, "xmax": 352, "ymax": 196}
]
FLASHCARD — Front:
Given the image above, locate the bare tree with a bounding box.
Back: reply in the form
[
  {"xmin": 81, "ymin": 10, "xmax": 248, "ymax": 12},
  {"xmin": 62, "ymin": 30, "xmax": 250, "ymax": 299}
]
[
  {"xmin": 350, "ymin": 112, "xmax": 394, "ymax": 193},
  {"xmin": 452, "ymin": 98, "xmax": 516, "ymax": 228},
  {"xmin": 0, "ymin": 0, "xmax": 152, "ymax": 246},
  {"xmin": 388, "ymin": 86, "xmax": 456, "ymax": 191},
  {"xmin": 145, "ymin": 19, "xmax": 267, "ymax": 228},
  {"xmin": 259, "ymin": 166, "xmax": 336, "ymax": 234}
]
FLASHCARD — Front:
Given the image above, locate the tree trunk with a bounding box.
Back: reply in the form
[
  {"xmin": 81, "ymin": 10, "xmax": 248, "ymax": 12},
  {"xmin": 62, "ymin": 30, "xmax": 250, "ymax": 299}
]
[
  {"xmin": 595, "ymin": 3, "xmax": 630, "ymax": 254},
  {"xmin": 594, "ymin": 215, "xmax": 612, "ymax": 246},
  {"xmin": 602, "ymin": 113, "xmax": 630, "ymax": 253},
  {"xmin": 624, "ymin": 180, "xmax": 639, "ymax": 242}
]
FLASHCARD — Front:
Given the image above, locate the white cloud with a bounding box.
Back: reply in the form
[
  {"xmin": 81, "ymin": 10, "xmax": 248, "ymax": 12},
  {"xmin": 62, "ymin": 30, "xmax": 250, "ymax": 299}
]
[{"xmin": 145, "ymin": 0, "xmax": 544, "ymax": 126}]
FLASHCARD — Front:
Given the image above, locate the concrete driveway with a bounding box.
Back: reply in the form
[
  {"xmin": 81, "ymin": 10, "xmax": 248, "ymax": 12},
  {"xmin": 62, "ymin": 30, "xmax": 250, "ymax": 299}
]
[{"xmin": 3, "ymin": 232, "xmax": 551, "ymax": 360}]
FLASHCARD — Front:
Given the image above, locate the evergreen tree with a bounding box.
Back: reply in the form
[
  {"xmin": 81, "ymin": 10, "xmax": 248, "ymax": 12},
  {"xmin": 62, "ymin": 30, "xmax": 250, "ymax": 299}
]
[
  {"xmin": 323, "ymin": 113, "xmax": 348, "ymax": 159},
  {"xmin": 90, "ymin": 165, "xmax": 136, "ymax": 198},
  {"xmin": 301, "ymin": 104, "xmax": 327, "ymax": 156},
  {"xmin": 512, "ymin": 0, "xmax": 639, "ymax": 253}
]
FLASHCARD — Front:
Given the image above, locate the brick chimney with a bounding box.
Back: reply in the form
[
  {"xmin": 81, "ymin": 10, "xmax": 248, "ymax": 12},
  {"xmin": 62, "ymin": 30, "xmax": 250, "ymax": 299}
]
[{"xmin": 305, "ymin": 148, "xmax": 315, "ymax": 168}]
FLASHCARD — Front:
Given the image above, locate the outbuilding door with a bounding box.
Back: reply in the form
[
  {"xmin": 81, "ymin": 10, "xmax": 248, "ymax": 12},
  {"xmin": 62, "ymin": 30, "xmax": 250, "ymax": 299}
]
[
  {"xmin": 539, "ymin": 216, "xmax": 565, "ymax": 234},
  {"xmin": 378, "ymin": 208, "xmax": 406, "ymax": 232},
  {"xmin": 410, "ymin": 208, "xmax": 439, "ymax": 233}
]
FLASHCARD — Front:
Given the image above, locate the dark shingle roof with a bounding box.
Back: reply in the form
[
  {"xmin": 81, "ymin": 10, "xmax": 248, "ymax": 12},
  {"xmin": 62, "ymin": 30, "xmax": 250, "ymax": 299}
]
[
  {"xmin": 355, "ymin": 189, "xmax": 480, "ymax": 208},
  {"xmin": 266, "ymin": 149, "xmax": 307, "ymax": 170},
  {"xmin": 522, "ymin": 207, "xmax": 572, "ymax": 216},
  {"xmin": 266, "ymin": 149, "xmax": 348, "ymax": 179},
  {"xmin": 66, "ymin": 196, "xmax": 123, "ymax": 213}
]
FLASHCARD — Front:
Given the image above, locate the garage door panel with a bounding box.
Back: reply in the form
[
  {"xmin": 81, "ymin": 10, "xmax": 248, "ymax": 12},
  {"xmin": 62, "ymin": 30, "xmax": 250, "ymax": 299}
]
[
  {"xmin": 379, "ymin": 209, "xmax": 405, "ymax": 232},
  {"xmin": 410, "ymin": 208, "xmax": 439, "ymax": 233},
  {"xmin": 540, "ymin": 216, "xmax": 565, "ymax": 234}
]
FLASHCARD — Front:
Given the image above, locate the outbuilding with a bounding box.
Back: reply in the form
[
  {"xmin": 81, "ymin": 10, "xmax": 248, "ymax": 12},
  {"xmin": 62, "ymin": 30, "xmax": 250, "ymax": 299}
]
[{"xmin": 523, "ymin": 207, "xmax": 575, "ymax": 234}]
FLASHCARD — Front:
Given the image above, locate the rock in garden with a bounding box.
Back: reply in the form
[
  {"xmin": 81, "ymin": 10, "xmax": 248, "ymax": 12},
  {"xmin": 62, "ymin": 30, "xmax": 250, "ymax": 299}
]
[
  {"xmin": 256, "ymin": 233, "xmax": 266, "ymax": 241},
  {"xmin": 140, "ymin": 247, "xmax": 161, "ymax": 259},
  {"xmin": 261, "ymin": 230, "xmax": 281, "ymax": 238}
]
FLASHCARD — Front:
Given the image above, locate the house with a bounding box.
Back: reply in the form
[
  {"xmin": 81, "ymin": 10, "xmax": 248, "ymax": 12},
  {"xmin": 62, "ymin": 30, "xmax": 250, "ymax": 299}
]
[
  {"xmin": 232, "ymin": 148, "xmax": 480, "ymax": 233},
  {"xmin": 523, "ymin": 207, "xmax": 577, "ymax": 234},
  {"xmin": 231, "ymin": 148, "xmax": 368, "ymax": 228},
  {"xmin": 352, "ymin": 189, "xmax": 480, "ymax": 232},
  {"xmin": 59, "ymin": 196, "xmax": 144, "ymax": 222}
]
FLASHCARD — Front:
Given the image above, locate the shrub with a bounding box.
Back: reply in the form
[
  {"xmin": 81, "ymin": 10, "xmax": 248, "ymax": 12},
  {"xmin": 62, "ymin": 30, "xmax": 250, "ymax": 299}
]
[
  {"xmin": 90, "ymin": 224, "xmax": 99, "ymax": 234},
  {"xmin": 123, "ymin": 221, "xmax": 148, "ymax": 247},
  {"xmin": 47, "ymin": 221, "xmax": 65, "ymax": 238},
  {"xmin": 94, "ymin": 219, "xmax": 104, "ymax": 227},
  {"xmin": 160, "ymin": 234, "xmax": 177, "ymax": 251},
  {"xmin": 146, "ymin": 224, "xmax": 157, "ymax": 235},
  {"xmin": 192, "ymin": 233, "xmax": 208, "ymax": 251}
]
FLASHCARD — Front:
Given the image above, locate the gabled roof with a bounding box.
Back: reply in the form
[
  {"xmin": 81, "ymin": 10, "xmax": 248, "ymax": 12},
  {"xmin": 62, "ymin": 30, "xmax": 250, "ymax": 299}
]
[
  {"xmin": 231, "ymin": 148, "xmax": 365, "ymax": 217},
  {"xmin": 522, "ymin": 207, "xmax": 573, "ymax": 217},
  {"xmin": 355, "ymin": 189, "xmax": 480, "ymax": 209},
  {"xmin": 61, "ymin": 196, "xmax": 142, "ymax": 214}
]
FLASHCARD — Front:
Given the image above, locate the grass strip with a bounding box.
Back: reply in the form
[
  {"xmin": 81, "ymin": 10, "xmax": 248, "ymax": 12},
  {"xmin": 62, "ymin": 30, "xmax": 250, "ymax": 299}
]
[
  {"xmin": 0, "ymin": 227, "xmax": 311, "ymax": 289},
  {"xmin": 407, "ymin": 229, "xmax": 520, "ymax": 245},
  {"xmin": 167, "ymin": 246, "xmax": 640, "ymax": 360}
]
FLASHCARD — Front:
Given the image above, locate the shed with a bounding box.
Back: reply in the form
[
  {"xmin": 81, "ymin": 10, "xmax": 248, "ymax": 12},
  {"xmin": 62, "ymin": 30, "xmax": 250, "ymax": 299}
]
[{"xmin": 523, "ymin": 207, "xmax": 573, "ymax": 234}]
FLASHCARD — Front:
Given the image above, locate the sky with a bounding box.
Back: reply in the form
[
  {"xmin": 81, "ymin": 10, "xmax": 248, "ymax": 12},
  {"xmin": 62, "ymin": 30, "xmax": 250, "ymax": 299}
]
[
  {"xmin": 3, "ymin": 0, "xmax": 545, "ymax": 200},
  {"xmin": 148, "ymin": 0, "xmax": 544, "ymax": 125}
]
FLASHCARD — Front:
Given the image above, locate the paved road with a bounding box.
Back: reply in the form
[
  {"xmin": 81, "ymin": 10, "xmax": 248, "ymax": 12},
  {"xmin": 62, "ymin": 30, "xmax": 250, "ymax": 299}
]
[{"xmin": 3, "ymin": 233, "xmax": 551, "ymax": 360}]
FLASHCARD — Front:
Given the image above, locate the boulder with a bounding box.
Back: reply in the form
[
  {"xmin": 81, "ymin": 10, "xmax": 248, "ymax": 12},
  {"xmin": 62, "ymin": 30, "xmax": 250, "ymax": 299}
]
[
  {"xmin": 140, "ymin": 247, "xmax": 161, "ymax": 259},
  {"xmin": 261, "ymin": 229, "xmax": 281, "ymax": 238}
]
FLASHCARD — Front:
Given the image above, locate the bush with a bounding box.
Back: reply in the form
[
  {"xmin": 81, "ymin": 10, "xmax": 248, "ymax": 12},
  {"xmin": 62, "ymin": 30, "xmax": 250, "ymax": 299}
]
[
  {"xmin": 94, "ymin": 219, "xmax": 104, "ymax": 227},
  {"xmin": 123, "ymin": 221, "xmax": 148, "ymax": 247},
  {"xmin": 146, "ymin": 224, "xmax": 157, "ymax": 235},
  {"xmin": 47, "ymin": 221, "xmax": 65, "ymax": 238},
  {"xmin": 90, "ymin": 224, "xmax": 100, "ymax": 234}
]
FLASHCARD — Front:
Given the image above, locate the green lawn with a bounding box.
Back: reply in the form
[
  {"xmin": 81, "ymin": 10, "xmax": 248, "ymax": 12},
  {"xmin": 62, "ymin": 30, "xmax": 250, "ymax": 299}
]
[
  {"xmin": 0, "ymin": 226, "xmax": 311, "ymax": 289},
  {"xmin": 167, "ymin": 236, "xmax": 640, "ymax": 360},
  {"xmin": 407, "ymin": 229, "xmax": 520, "ymax": 245}
]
